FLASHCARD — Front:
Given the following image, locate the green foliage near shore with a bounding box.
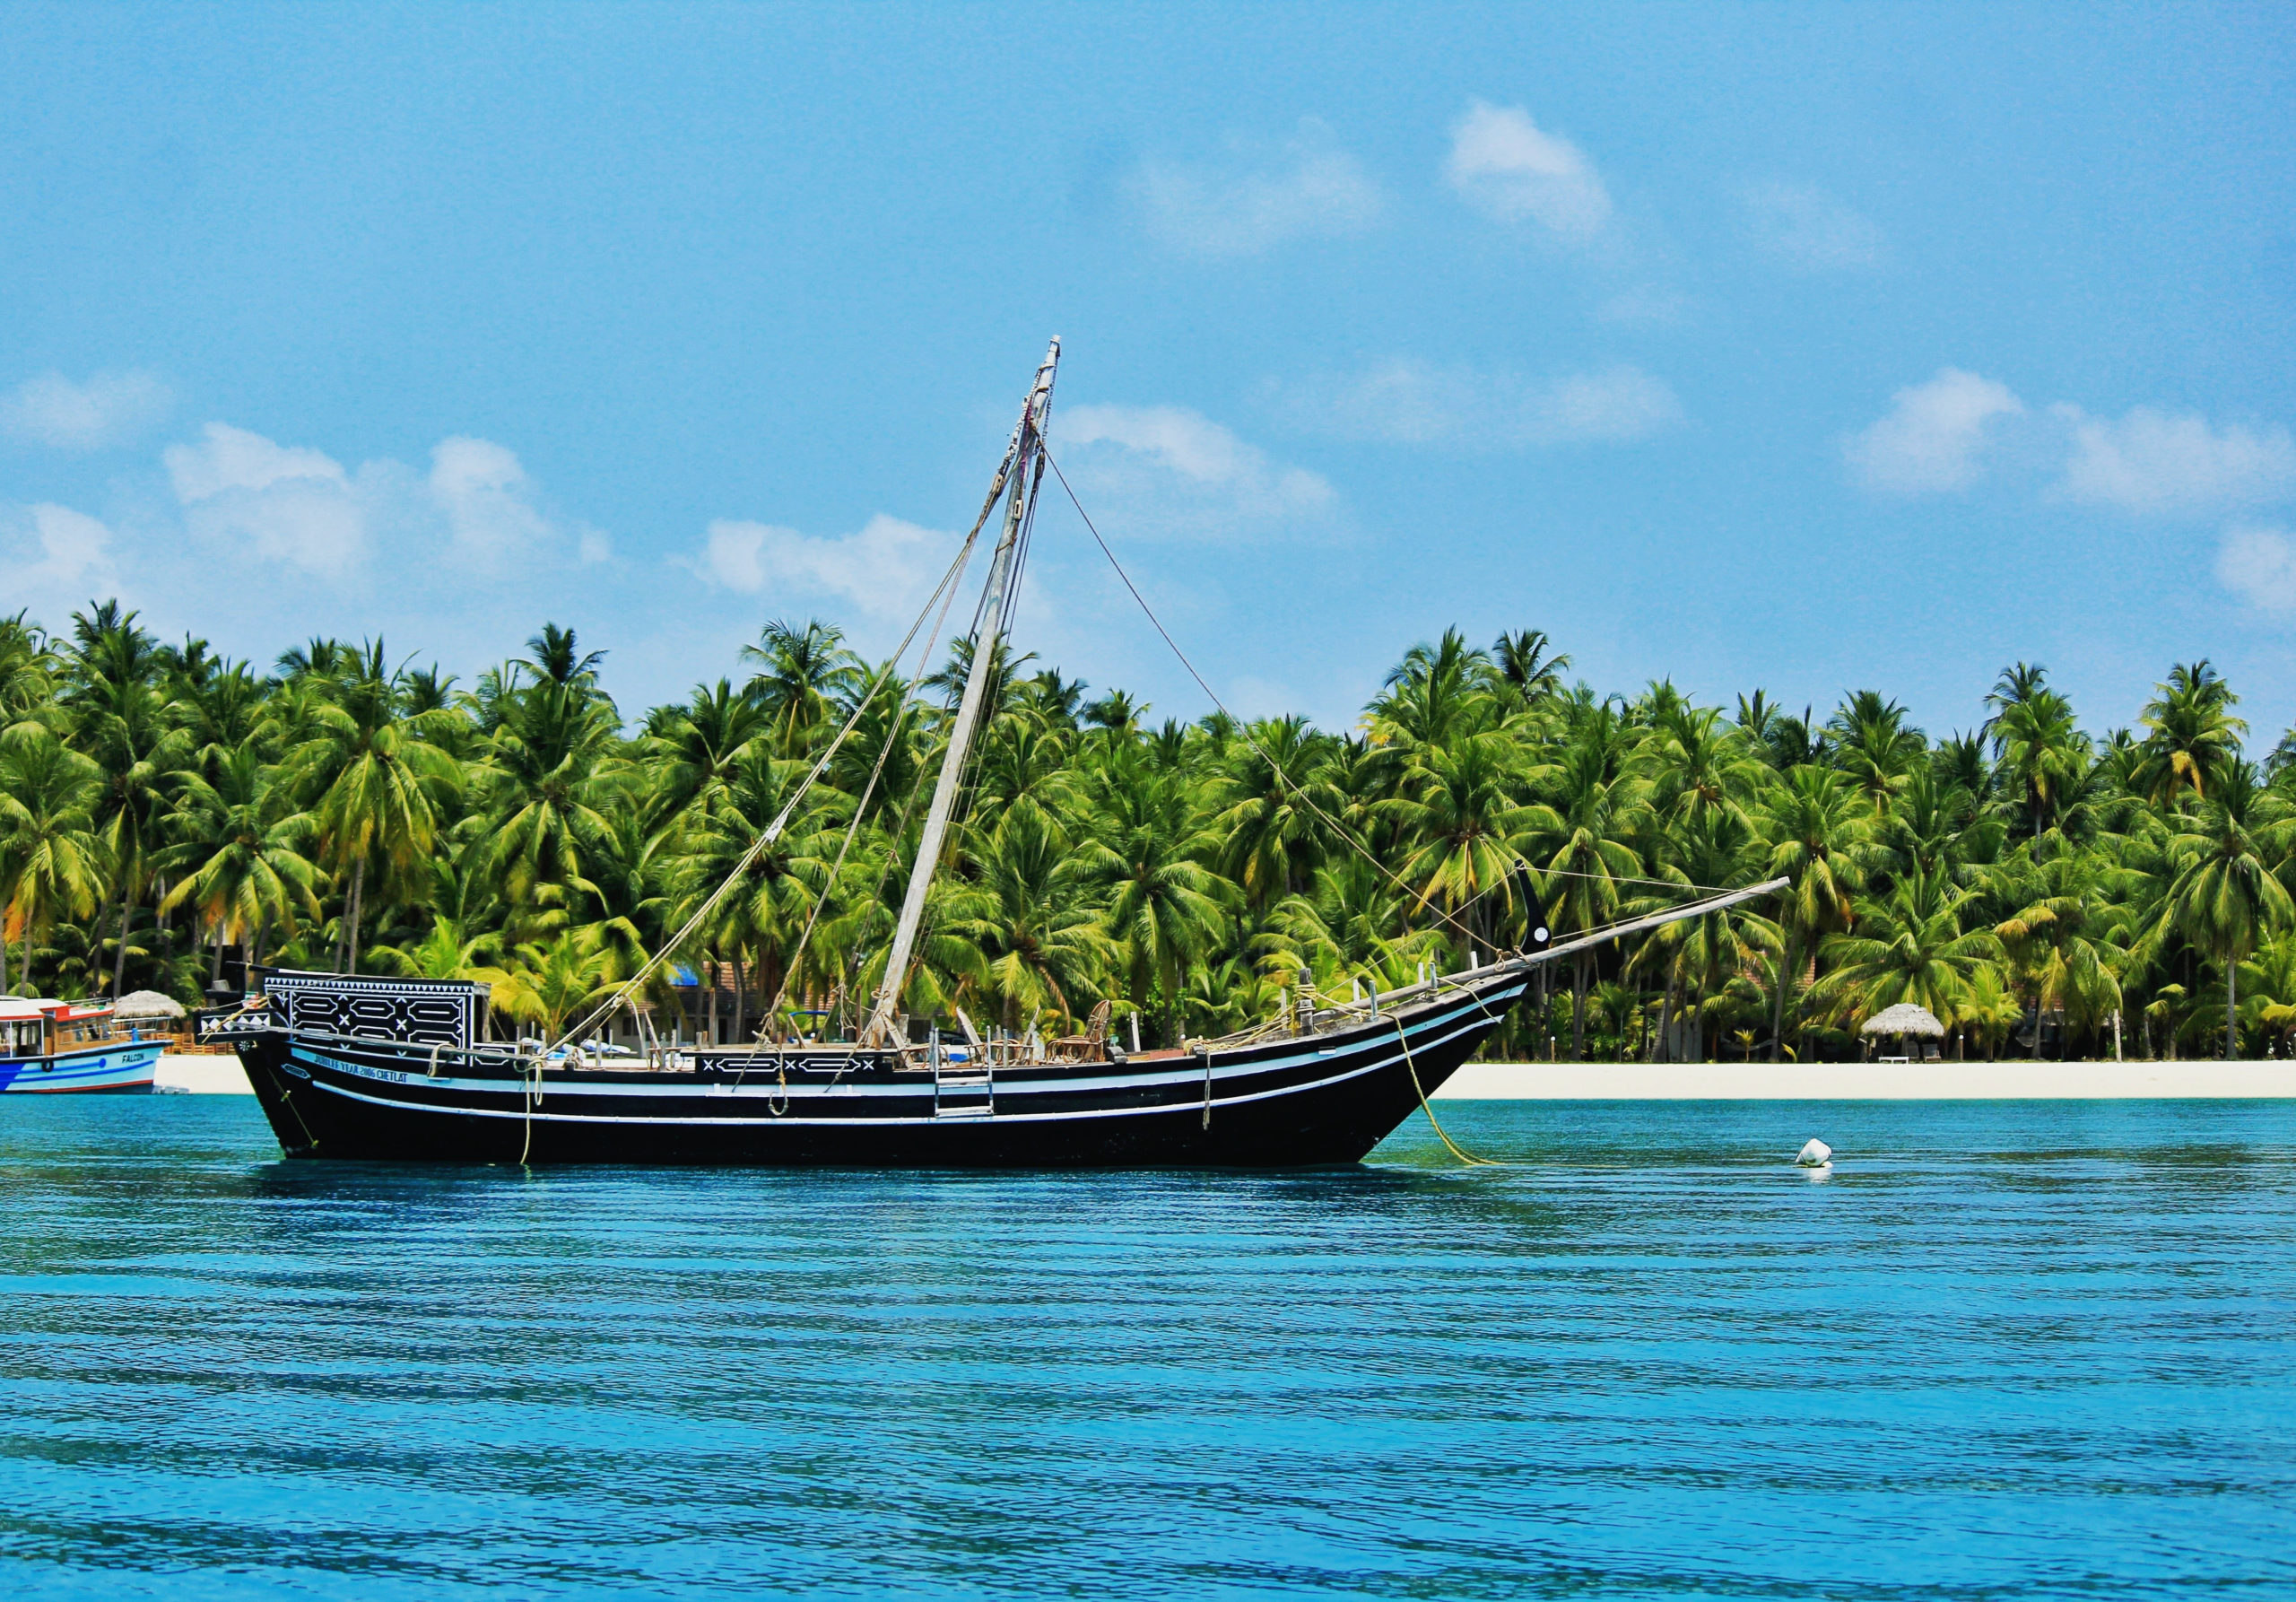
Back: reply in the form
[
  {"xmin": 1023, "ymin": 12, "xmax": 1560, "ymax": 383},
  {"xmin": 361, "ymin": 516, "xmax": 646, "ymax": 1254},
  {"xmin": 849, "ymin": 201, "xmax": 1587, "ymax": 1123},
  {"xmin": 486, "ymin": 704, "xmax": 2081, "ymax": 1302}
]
[{"xmin": 4, "ymin": 604, "xmax": 2295, "ymax": 1062}]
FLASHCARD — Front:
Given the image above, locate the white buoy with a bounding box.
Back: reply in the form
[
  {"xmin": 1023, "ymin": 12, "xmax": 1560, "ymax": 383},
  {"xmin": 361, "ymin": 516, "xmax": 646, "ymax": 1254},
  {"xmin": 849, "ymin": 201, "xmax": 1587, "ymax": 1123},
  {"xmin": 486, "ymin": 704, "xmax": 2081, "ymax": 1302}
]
[{"xmin": 1795, "ymin": 1138, "xmax": 1833, "ymax": 1168}]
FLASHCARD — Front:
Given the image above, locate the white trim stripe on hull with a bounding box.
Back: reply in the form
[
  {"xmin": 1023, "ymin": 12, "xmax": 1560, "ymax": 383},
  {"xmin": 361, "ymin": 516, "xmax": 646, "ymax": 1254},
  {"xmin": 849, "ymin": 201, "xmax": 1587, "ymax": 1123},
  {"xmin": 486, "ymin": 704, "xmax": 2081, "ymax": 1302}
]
[{"xmin": 287, "ymin": 985, "xmax": 1524, "ymax": 1128}]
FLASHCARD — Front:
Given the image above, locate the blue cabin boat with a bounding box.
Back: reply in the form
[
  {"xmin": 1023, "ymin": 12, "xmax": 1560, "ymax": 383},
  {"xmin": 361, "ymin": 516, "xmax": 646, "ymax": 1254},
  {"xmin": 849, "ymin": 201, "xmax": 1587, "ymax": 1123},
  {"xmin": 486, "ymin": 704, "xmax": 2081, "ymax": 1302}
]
[{"xmin": 0, "ymin": 997, "xmax": 166, "ymax": 1093}]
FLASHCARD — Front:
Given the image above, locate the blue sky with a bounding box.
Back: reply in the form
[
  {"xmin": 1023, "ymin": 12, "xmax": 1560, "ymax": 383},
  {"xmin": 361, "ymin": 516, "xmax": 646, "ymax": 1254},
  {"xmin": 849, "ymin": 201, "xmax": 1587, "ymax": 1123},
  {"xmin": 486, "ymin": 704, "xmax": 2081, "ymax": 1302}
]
[{"xmin": 4, "ymin": 3, "xmax": 2293, "ymax": 745}]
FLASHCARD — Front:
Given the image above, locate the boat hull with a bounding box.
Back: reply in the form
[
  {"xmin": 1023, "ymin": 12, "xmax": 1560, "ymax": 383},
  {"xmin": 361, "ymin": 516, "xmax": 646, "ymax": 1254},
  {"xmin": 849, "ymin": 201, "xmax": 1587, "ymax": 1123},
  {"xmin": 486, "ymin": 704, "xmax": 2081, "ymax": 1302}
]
[
  {"xmin": 228, "ymin": 974, "xmax": 1530, "ymax": 1167},
  {"xmin": 0, "ymin": 1041, "xmax": 165, "ymax": 1094}
]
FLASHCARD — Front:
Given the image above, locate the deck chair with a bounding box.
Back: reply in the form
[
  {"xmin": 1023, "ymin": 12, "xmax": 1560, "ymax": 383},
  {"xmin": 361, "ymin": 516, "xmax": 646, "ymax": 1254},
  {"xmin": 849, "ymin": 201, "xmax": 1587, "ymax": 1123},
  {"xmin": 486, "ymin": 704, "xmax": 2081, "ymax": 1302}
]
[{"xmin": 1048, "ymin": 1000, "xmax": 1112, "ymax": 1063}]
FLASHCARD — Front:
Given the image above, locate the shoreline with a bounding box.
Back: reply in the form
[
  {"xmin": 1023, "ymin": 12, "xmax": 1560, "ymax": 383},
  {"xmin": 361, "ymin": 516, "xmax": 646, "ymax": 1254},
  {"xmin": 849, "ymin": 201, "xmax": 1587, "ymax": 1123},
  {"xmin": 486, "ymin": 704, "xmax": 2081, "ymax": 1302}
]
[
  {"xmin": 152, "ymin": 1054, "xmax": 2296, "ymax": 1100},
  {"xmin": 1437, "ymin": 1060, "xmax": 2296, "ymax": 1100}
]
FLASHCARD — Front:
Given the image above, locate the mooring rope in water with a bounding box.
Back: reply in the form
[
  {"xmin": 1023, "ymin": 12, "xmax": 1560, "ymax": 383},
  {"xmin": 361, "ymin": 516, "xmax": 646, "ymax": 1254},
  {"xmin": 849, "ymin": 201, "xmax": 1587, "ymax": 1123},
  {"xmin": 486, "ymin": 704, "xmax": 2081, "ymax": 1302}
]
[
  {"xmin": 517, "ymin": 1041, "xmax": 544, "ymax": 1165},
  {"xmin": 1394, "ymin": 1017, "xmax": 1500, "ymax": 1168}
]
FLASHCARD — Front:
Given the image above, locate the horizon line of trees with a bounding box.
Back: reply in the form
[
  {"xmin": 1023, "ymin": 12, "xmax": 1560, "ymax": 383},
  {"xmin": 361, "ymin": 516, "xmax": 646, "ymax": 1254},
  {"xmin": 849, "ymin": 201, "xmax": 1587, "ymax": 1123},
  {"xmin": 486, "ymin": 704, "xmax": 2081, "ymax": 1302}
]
[{"xmin": 4, "ymin": 600, "xmax": 2295, "ymax": 1063}]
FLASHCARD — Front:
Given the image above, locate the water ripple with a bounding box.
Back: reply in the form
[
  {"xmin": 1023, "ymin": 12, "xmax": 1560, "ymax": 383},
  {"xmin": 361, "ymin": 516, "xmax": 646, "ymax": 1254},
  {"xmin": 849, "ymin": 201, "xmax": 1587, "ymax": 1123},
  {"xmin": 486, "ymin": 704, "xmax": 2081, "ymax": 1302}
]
[{"xmin": 4, "ymin": 1097, "xmax": 2292, "ymax": 1598}]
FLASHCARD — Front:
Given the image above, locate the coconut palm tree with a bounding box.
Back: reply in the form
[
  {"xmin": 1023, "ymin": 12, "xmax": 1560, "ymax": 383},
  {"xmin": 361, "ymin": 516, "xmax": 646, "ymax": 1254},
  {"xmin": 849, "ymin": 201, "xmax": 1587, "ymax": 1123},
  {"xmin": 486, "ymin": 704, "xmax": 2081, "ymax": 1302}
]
[
  {"xmin": 1988, "ymin": 687, "xmax": 2090, "ymax": 844},
  {"xmin": 0, "ymin": 613, "xmax": 59, "ymax": 738},
  {"xmin": 647, "ymin": 679, "xmax": 767, "ymax": 822},
  {"xmin": 518, "ymin": 623, "xmax": 608, "ymax": 692},
  {"xmin": 947, "ymin": 803, "xmax": 1110, "ymax": 1031},
  {"xmin": 744, "ymin": 619, "xmax": 865, "ymax": 758},
  {"xmin": 2158, "ymin": 762, "xmax": 2293, "ymax": 1058},
  {"xmin": 1650, "ymin": 701, "xmax": 1763, "ymax": 837},
  {"xmin": 1492, "ymin": 628, "xmax": 1572, "ymax": 712},
  {"xmin": 158, "ymin": 744, "xmax": 324, "ymax": 980},
  {"xmin": 370, "ymin": 914, "xmax": 504, "ymax": 984},
  {"xmin": 1083, "ymin": 688, "xmax": 1147, "ymax": 739},
  {"xmin": 1957, "ymin": 962, "xmax": 2022, "ymax": 1059},
  {"xmin": 2133, "ymin": 661, "xmax": 2246, "ymax": 812},
  {"xmin": 1271, "ymin": 856, "xmax": 1447, "ymax": 997},
  {"xmin": 0, "ymin": 732, "xmax": 104, "ymax": 993},
  {"xmin": 1208, "ymin": 716, "xmax": 1336, "ymax": 911},
  {"xmin": 1829, "ymin": 691, "xmax": 1926, "ymax": 814},
  {"xmin": 1759, "ymin": 764, "xmax": 1874, "ymax": 1061},
  {"xmin": 1816, "ymin": 868, "xmax": 2001, "ymax": 1028},
  {"xmin": 483, "ymin": 671, "xmax": 622, "ymax": 913},
  {"xmin": 72, "ymin": 663, "xmax": 197, "ymax": 997},
  {"xmin": 1020, "ymin": 669, "xmax": 1091, "ymax": 731},
  {"xmin": 1637, "ymin": 806, "xmax": 1770, "ymax": 1059},
  {"xmin": 1883, "ymin": 765, "xmax": 2003, "ymax": 888},
  {"xmin": 1387, "ymin": 732, "xmax": 1538, "ymax": 958},
  {"xmin": 1369, "ymin": 629, "xmax": 1493, "ymax": 752},
  {"xmin": 1071, "ymin": 754, "xmax": 1229, "ymax": 1045},
  {"xmin": 679, "ymin": 744, "xmax": 839, "ymax": 1041},
  {"xmin": 1993, "ymin": 848, "xmax": 2135, "ymax": 1058},
  {"xmin": 475, "ymin": 930, "xmax": 621, "ymax": 1040},
  {"xmin": 289, "ymin": 642, "xmax": 461, "ymax": 973},
  {"xmin": 1519, "ymin": 715, "xmax": 1653, "ymax": 1057},
  {"xmin": 970, "ymin": 716, "xmax": 1079, "ymax": 837},
  {"xmin": 174, "ymin": 657, "xmax": 272, "ymax": 775},
  {"xmin": 2237, "ymin": 935, "xmax": 2296, "ymax": 1053}
]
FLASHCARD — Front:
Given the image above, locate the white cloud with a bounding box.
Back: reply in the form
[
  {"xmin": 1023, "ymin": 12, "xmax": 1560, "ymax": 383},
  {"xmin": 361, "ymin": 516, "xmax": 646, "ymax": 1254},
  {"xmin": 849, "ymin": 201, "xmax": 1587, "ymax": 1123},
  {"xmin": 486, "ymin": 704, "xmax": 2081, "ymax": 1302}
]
[
  {"xmin": 3, "ymin": 503, "xmax": 121, "ymax": 595},
  {"xmin": 2057, "ymin": 405, "xmax": 2296, "ymax": 515},
  {"xmin": 1054, "ymin": 404, "xmax": 1338, "ymax": 541},
  {"xmin": 1738, "ymin": 182, "xmax": 1883, "ymax": 271},
  {"xmin": 691, "ymin": 513, "xmax": 952, "ymax": 622},
  {"xmin": 164, "ymin": 422, "xmax": 370, "ymax": 577},
  {"xmin": 2, "ymin": 370, "xmax": 173, "ymax": 450},
  {"xmin": 429, "ymin": 436, "xmax": 554, "ymax": 570},
  {"xmin": 3, "ymin": 422, "xmax": 640, "ymax": 713},
  {"xmin": 165, "ymin": 422, "xmax": 348, "ymax": 501},
  {"xmin": 2216, "ymin": 524, "xmax": 2296, "ymax": 613},
  {"xmin": 1130, "ymin": 122, "xmax": 1383, "ymax": 259},
  {"xmin": 155, "ymin": 422, "xmax": 591, "ymax": 580},
  {"xmin": 1844, "ymin": 369, "xmax": 2026, "ymax": 494},
  {"xmin": 1270, "ymin": 360, "xmax": 1681, "ymax": 448},
  {"xmin": 1444, "ymin": 101, "xmax": 1612, "ymax": 243}
]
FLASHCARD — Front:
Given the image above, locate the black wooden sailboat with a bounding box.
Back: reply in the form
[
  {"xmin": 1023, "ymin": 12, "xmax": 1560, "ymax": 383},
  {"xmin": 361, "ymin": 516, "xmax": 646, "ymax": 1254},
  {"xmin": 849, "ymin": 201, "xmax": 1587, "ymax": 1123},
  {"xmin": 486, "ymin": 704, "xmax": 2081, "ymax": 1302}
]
[{"xmin": 204, "ymin": 342, "xmax": 1783, "ymax": 1167}]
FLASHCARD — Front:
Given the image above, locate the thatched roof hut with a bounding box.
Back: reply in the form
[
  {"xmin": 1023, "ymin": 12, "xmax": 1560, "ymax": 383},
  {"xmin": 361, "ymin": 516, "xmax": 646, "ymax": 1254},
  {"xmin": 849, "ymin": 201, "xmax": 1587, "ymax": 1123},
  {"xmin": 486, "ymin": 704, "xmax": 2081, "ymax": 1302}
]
[
  {"xmin": 1860, "ymin": 1001, "xmax": 1944, "ymax": 1039},
  {"xmin": 114, "ymin": 989, "xmax": 187, "ymax": 1022}
]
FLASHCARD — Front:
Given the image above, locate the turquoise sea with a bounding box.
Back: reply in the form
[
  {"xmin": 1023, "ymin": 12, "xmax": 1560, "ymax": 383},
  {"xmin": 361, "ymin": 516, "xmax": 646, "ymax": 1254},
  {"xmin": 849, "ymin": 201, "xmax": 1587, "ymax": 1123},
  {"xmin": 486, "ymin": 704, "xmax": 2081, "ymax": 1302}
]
[{"xmin": 3, "ymin": 1095, "xmax": 2292, "ymax": 1598}]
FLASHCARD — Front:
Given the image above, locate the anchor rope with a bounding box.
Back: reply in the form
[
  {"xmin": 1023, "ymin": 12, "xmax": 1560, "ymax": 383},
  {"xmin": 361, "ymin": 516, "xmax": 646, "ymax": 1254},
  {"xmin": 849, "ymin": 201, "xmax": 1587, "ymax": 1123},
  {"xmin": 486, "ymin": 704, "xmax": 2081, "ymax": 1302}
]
[{"xmin": 1394, "ymin": 1016, "xmax": 1500, "ymax": 1168}]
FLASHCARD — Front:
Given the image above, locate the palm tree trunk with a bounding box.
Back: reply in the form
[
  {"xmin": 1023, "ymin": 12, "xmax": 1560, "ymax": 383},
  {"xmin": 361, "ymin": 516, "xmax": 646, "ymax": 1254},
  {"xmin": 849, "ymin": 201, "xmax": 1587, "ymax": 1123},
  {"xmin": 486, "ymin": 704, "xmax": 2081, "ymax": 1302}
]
[
  {"xmin": 0, "ymin": 915, "xmax": 8, "ymax": 995},
  {"xmin": 211, "ymin": 919, "xmax": 226, "ymax": 984},
  {"xmin": 110, "ymin": 877, "xmax": 133, "ymax": 999},
  {"xmin": 734, "ymin": 951, "xmax": 747, "ymax": 1044},
  {"xmin": 1648, "ymin": 979, "xmax": 1676, "ymax": 1064},
  {"xmin": 1570, "ymin": 953, "xmax": 1589, "ymax": 1059},
  {"xmin": 1768, "ymin": 933, "xmax": 1793, "ymax": 1063},
  {"xmin": 2226, "ymin": 953, "xmax": 2239, "ymax": 1061},
  {"xmin": 346, "ymin": 858, "xmax": 366, "ymax": 976}
]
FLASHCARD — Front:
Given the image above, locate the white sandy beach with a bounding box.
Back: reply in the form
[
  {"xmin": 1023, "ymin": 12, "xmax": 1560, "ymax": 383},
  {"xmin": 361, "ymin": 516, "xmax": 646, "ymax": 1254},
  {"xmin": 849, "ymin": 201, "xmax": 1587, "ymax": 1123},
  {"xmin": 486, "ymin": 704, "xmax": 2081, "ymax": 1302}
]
[
  {"xmin": 1439, "ymin": 1060, "xmax": 2296, "ymax": 1099},
  {"xmin": 152, "ymin": 1055, "xmax": 2293, "ymax": 1100}
]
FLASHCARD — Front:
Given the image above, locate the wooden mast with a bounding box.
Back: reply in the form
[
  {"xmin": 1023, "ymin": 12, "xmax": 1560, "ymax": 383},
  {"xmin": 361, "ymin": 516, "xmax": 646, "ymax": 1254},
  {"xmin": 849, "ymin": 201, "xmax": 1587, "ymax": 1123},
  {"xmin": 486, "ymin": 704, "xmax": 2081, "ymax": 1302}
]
[{"xmin": 864, "ymin": 339, "xmax": 1060, "ymax": 1046}]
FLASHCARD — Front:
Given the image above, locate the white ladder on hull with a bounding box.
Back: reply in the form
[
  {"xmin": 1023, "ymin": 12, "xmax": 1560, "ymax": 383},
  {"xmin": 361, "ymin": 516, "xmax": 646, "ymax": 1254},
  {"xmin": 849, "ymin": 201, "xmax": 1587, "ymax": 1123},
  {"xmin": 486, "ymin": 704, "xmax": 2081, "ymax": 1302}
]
[{"xmin": 934, "ymin": 1048, "xmax": 994, "ymax": 1120}]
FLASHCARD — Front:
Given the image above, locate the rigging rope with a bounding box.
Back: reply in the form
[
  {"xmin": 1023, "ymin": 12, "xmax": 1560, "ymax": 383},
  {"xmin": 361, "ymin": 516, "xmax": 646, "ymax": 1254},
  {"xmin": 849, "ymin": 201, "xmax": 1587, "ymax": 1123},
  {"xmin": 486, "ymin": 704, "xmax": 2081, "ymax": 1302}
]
[
  {"xmin": 548, "ymin": 464, "xmax": 1010, "ymax": 1055},
  {"xmin": 1044, "ymin": 445, "xmax": 1589, "ymax": 952},
  {"xmin": 745, "ymin": 517, "xmax": 975, "ymax": 1060}
]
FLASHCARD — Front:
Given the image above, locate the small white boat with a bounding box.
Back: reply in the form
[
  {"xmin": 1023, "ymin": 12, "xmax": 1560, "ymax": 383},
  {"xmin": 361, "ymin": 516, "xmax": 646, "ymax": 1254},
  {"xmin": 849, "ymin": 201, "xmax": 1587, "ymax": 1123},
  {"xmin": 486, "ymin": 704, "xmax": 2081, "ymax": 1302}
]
[{"xmin": 0, "ymin": 997, "xmax": 167, "ymax": 1094}]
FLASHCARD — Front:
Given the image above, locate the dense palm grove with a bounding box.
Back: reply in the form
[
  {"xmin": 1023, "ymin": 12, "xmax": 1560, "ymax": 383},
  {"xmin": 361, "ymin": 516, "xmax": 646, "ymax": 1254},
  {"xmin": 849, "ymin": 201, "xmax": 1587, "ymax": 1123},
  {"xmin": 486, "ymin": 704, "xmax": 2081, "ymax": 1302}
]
[{"xmin": 4, "ymin": 601, "xmax": 2295, "ymax": 1062}]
